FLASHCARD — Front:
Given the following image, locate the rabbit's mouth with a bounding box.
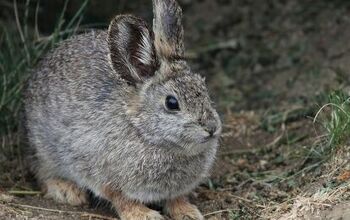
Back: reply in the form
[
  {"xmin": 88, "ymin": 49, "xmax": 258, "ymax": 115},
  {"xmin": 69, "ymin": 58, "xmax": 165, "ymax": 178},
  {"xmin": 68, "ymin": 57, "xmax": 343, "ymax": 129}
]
[
  {"xmin": 157, "ymin": 131, "xmax": 219, "ymax": 155},
  {"xmin": 185, "ymin": 137, "xmax": 219, "ymax": 155},
  {"xmin": 201, "ymin": 136, "xmax": 210, "ymax": 143},
  {"xmin": 201, "ymin": 136, "xmax": 217, "ymax": 143}
]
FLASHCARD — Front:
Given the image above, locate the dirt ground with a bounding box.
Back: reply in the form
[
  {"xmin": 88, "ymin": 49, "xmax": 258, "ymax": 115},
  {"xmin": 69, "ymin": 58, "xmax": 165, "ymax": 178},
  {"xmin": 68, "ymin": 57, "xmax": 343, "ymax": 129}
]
[{"xmin": 1, "ymin": 0, "xmax": 350, "ymax": 219}]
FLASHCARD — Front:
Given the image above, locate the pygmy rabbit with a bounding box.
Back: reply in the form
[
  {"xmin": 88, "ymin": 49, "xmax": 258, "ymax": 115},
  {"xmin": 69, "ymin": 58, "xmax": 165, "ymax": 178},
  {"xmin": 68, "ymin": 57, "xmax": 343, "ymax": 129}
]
[{"xmin": 23, "ymin": 0, "xmax": 222, "ymax": 219}]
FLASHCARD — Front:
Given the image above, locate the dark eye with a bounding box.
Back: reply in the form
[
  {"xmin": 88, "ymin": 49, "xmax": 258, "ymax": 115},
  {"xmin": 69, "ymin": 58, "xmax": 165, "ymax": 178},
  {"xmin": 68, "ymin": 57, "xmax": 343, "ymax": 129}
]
[{"xmin": 165, "ymin": 95, "xmax": 180, "ymax": 111}]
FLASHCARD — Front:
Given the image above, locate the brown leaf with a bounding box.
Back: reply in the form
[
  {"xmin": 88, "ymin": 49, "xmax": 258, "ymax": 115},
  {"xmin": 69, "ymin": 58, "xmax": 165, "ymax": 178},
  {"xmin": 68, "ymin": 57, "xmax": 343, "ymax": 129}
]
[{"xmin": 337, "ymin": 170, "xmax": 350, "ymax": 181}]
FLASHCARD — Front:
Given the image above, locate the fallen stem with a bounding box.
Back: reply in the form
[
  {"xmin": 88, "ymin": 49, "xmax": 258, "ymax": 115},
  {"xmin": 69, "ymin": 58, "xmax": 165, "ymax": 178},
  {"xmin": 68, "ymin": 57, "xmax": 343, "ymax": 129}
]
[
  {"xmin": 204, "ymin": 208, "xmax": 239, "ymax": 217},
  {"xmin": 8, "ymin": 190, "xmax": 42, "ymax": 196},
  {"xmin": 8, "ymin": 202, "xmax": 117, "ymax": 220}
]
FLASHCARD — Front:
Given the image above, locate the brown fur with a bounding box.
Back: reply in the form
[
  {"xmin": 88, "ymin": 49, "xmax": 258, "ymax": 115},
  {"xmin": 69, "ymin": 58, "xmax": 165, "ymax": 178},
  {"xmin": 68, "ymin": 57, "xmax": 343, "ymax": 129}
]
[
  {"xmin": 154, "ymin": 40, "xmax": 177, "ymax": 59},
  {"xmin": 164, "ymin": 196, "xmax": 203, "ymax": 220},
  {"xmin": 101, "ymin": 186, "xmax": 164, "ymax": 220},
  {"xmin": 43, "ymin": 179, "xmax": 87, "ymax": 206}
]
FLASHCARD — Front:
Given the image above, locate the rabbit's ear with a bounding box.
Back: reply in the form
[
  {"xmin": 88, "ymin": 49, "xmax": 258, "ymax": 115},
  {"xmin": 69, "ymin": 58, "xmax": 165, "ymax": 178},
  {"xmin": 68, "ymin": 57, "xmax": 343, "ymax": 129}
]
[
  {"xmin": 108, "ymin": 15, "xmax": 157, "ymax": 85},
  {"xmin": 152, "ymin": 0, "xmax": 184, "ymax": 60}
]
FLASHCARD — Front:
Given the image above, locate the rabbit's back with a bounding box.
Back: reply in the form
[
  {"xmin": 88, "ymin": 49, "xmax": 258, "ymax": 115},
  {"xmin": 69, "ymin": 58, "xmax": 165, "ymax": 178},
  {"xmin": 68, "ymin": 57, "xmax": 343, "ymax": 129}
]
[
  {"xmin": 25, "ymin": 30, "xmax": 121, "ymax": 109},
  {"xmin": 24, "ymin": 30, "xmax": 129, "ymax": 181}
]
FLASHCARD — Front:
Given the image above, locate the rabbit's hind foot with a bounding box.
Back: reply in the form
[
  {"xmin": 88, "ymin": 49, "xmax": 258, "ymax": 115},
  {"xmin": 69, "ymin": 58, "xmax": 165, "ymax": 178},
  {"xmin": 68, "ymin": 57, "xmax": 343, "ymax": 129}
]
[{"xmin": 43, "ymin": 178, "xmax": 87, "ymax": 206}]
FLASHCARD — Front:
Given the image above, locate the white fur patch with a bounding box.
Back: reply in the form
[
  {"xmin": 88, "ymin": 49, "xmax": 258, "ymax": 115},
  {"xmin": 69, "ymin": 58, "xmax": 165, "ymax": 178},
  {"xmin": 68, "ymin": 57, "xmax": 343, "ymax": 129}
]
[
  {"xmin": 137, "ymin": 31, "xmax": 153, "ymax": 65},
  {"xmin": 117, "ymin": 22, "xmax": 130, "ymax": 53}
]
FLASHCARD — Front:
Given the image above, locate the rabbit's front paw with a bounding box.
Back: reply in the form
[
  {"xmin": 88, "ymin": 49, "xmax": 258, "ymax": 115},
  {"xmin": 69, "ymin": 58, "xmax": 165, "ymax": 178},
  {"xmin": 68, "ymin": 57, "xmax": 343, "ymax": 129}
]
[
  {"xmin": 165, "ymin": 197, "xmax": 204, "ymax": 220},
  {"xmin": 120, "ymin": 208, "xmax": 164, "ymax": 220},
  {"xmin": 43, "ymin": 179, "xmax": 87, "ymax": 206},
  {"xmin": 101, "ymin": 187, "xmax": 164, "ymax": 220}
]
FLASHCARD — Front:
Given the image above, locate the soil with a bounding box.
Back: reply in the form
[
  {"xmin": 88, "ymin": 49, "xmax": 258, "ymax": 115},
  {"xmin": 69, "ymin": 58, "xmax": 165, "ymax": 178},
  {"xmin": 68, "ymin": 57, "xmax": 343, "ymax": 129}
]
[{"xmin": 1, "ymin": 0, "xmax": 350, "ymax": 219}]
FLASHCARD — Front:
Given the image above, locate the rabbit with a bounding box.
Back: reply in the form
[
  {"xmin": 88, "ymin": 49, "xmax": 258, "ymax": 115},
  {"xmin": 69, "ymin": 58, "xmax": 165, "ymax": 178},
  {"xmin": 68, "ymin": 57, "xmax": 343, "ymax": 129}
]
[{"xmin": 23, "ymin": 0, "xmax": 222, "ymax": 219}]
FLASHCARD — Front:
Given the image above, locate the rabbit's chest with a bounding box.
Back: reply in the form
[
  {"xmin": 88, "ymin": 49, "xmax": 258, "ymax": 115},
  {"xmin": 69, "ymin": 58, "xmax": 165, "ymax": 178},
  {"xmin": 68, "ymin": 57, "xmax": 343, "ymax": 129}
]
[{"xmin": 123, "ymin": 151, "xmax": 215, "ymax": 202}]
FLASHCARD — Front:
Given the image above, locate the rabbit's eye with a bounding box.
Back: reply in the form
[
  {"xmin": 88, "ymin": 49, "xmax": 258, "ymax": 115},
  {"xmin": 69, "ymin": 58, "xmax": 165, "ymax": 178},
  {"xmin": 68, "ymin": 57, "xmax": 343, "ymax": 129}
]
[{"xmin": 165, "ymin": 95, "xmax": 180, "ymax": 111}]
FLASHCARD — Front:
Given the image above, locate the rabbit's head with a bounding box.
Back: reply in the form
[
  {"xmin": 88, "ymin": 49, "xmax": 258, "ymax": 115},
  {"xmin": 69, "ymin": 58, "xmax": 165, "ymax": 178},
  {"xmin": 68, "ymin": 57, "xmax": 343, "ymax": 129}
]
[{"xmin": 107, "ymin": 0, "xmax": 221, "ymax": 155}]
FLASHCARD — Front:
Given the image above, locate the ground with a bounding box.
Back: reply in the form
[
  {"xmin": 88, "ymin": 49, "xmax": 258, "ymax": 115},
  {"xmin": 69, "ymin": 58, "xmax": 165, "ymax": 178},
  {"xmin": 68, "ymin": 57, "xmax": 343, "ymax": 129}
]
[{"xmin": 1, "ymin": 0, "xmax": 350, "ymax": 219}]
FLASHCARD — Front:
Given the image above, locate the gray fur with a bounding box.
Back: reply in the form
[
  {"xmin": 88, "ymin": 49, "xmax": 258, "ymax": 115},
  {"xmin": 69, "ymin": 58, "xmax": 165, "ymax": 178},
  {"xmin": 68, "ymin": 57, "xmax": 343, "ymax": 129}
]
[
  {"xmin": 23, "ymin": 0, "xmax": 221, "ymax": 205},
  {"xmin": 152, "ymin": 0, "xmax": 184, "ymax": 58}
]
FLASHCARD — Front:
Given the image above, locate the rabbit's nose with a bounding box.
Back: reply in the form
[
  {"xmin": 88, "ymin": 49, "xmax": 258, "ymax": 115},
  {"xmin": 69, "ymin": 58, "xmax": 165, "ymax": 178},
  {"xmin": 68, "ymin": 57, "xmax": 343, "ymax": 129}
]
[{"xmin": 204, "ymin": 121, "xmax": 217, "ymax": 137}]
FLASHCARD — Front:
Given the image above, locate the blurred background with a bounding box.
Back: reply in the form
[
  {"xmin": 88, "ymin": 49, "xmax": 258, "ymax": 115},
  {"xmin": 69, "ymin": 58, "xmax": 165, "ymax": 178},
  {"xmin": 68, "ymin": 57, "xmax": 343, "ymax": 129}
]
[{"xmin": 1, "ymin": 0, "xmax": 350, "ymax": 219}]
